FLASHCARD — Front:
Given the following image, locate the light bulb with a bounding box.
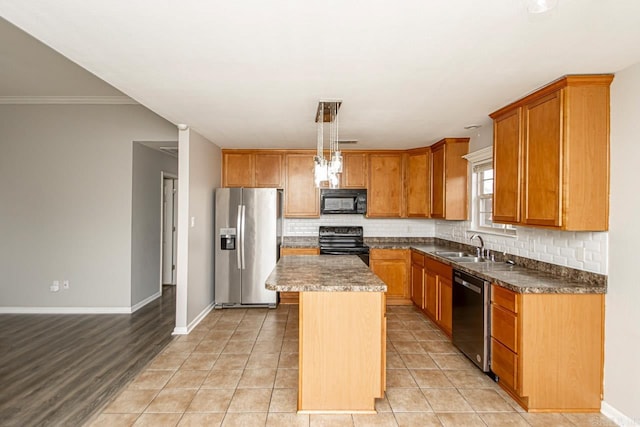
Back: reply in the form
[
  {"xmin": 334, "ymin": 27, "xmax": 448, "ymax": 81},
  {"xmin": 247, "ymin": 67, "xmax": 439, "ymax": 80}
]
[{"xmin": 526, "ymin": 0, "xmax": 558, "ymax": 14}]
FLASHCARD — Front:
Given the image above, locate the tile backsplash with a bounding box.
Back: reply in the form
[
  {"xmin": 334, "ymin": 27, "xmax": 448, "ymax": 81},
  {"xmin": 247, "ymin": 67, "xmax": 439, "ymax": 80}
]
[
  {"xmin": 283, "ymin": 215, "xmax": 436, "ymax": 238},
  {"xmin": 284, "ymin": 216, "xmax": 608, "ymax": 274},
  {"xmin": 435, "ymin": 220, "xmax": 608, "ymax": 274}
]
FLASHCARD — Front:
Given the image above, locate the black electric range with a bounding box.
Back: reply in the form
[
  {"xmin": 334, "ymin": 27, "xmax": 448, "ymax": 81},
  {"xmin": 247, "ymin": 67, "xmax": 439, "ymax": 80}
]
[{"xmin": 318, "ymin": 226, "xmax": 370, "ymax": 266}]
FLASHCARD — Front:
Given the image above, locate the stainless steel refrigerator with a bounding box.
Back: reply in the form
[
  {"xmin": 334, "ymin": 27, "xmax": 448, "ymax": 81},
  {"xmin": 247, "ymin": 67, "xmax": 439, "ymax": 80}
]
[{"xmin": 214, "ymin": 188, "xmax": 282, "ymax": 307}]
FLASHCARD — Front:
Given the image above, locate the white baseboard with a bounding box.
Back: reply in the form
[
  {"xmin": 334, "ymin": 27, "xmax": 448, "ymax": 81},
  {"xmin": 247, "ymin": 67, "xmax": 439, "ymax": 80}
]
[
  {"xmin": 131, "ymin": 291, "xmax": 161, "ymax": 313},
  {"xmin": 0, "ymin": 291, "xmax": 164, "ymax": 315},
  {"xmin": 172, "ymin": 302, "xmax": 214, "ymax": 335},
  {"xmin": 602, "ymin": 401, "xmax": 639, "ymax": 426},
  {"xmin": 0, "ymin": 306, "xmax": 131, "ymax": 314}
]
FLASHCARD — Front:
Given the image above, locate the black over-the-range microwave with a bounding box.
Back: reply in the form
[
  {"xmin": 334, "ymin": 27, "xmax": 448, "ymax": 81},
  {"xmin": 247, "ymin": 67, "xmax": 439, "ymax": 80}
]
[{"xmin": 320, "ymin": 189, "xmax": 367, "ymax": 215}]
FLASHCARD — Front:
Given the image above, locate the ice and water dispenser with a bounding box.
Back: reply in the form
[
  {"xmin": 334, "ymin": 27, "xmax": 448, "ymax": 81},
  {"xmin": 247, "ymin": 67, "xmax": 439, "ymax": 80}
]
[{"xmin": 220, "ymin": 227, "xmax": 236, "ymax": 250}]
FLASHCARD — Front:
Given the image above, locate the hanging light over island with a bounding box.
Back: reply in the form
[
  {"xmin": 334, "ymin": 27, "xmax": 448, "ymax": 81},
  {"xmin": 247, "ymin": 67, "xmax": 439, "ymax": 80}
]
[{"xmin": 314, "ymin": 100, "xmax": 343, "ymax": 188}]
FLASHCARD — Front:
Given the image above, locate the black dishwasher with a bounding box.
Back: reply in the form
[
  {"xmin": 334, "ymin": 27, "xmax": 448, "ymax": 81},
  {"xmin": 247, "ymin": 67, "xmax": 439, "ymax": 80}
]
[{"xmin": 452, "ymin": 269, "xmax": 491, "ymax": 372}]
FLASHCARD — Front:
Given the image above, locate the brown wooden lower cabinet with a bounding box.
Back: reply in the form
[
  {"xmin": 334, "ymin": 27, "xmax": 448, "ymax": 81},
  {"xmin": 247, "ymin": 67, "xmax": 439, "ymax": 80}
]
[
  {"xmin": 410, "ymin": 251, "xmax": 425, "ymax": 309},
  {"xmin": 490, "ymin": 284, "xmax": 605, "ymax": 412},
  {"xmin": 278, "ymin": 247, "xmax": 320, "ymax": 304},
  {"xmin": 423, "ymin": 257, "xmax": 453, "ymax": 336},
  {"xmin": 370, "ymin": 248, "xmax": 411, "ymax": 305}
]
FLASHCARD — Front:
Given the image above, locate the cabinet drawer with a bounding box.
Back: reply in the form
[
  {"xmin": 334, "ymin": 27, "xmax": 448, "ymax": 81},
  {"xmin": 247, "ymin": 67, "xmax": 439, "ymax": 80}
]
[
  {"xmin": 425, "ymin": 258, "xmax": 452, "ymax": 279},
  {"xmin": 371, "ymin": 248, "xmax": 408, "ymax": 260},
  {"xmin": 491, "ymin": 338, "xmax": 517, "ymax": 391},
  {"xmin": 492, "ymin": 305, "xmax": 517, "ymax": 352},
  {"xmin": 280, "ymin": 247, "xmax": 320, "ymax": 256},
  {"xmin": 492, "ymin": 284, "xmax": 518, "ymax": 313},
  {"xmin": 411, "ymin": 251, "xmax": 425, "ymax": 266}
]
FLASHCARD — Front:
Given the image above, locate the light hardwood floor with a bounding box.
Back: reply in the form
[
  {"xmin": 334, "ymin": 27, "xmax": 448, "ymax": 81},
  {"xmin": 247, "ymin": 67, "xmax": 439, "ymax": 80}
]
[{"xmin": 0, "ymin": 285, "xmax": 176, "ymax": 427}]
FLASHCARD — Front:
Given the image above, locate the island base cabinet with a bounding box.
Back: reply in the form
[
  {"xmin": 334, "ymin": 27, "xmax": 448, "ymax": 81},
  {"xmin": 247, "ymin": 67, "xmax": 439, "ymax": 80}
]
[
  {"xmin": 298, "ymin": 291, "xmax": 385, "ymax": 413},
  {"xmin": 491, "ymin": 285, "xmax": 605, "ymax": 412}
]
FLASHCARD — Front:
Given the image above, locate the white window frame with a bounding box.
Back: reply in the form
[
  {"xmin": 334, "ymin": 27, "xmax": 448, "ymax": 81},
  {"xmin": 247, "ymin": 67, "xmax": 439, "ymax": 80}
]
[{"xmin": 463, "ymin": 147, "xmax": 516, "ymax": 237}]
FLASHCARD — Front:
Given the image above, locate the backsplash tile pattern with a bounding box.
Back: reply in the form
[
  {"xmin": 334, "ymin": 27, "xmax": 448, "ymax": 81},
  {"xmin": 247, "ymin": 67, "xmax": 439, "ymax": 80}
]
[
  {"xmin": 284, "ymin": 215, "xmax": 436, "ymax": 238},
  {"xmin": 435, "ymin": 220, "xmax": 609, "ymax": 274},
  {"xmin": 284, "ymin": 216, "xmax": 608, "ymax": 274}
]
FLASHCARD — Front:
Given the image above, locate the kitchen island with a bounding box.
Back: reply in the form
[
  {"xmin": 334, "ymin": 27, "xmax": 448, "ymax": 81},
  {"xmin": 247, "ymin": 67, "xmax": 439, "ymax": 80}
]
[{"xmin": 265, "ymin": 255, "xmax": 387, "ymax": 413}]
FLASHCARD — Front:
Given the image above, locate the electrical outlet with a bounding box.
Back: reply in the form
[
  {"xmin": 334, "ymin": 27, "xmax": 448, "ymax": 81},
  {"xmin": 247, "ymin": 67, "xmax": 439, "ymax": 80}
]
[
  {"xmin": 50, "ymin": 280, "xmax": 60, "ymax": 292},
  {"xmin": 62, "ymin": 280, "xmax": 70, "ymax": 290}
]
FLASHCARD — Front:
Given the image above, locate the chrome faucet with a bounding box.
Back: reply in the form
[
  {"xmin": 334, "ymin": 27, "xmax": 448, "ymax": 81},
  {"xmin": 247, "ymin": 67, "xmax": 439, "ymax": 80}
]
[{"xmin": 470, "ymin": 234, "xmax": 484, "ymax": 258}]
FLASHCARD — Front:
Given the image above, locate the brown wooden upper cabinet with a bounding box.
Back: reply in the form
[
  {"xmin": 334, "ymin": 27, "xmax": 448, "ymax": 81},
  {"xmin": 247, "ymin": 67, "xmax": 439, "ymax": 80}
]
[
  {"xmin": 492, "ymin": 108, "xmax": 522, "ymax": 224},
  {"xmin": 284, "ymin": 153, "xmax": 320, "ymax": 218},
  {"xmin": 222, "ymin": 150, "xmax": 283, "ymax": 188},
  {"xmin": 406, "ymin": 148, "xmax": 431, "ymax": 218},
  {"xmin": 367, "ymin": 153, "xmax": 405, "ymax": 218},
  {"xmin": 341, "ymin": 152, "xmax": 368, "ymax": 189},
  {"xmin": 489, "ymin": 75, "xmax": 614, "ymax": 231},
  {"xmin": 430, "ymin": 138, "xmax": 469, "ymax": 220}
]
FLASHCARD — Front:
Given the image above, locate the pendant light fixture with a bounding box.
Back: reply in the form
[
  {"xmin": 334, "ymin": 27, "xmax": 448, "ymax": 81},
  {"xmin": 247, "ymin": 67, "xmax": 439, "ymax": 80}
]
[
  {"xmin": 526, "ymin": 0, "xmax": 558, "ymax": 14},
  {"xmin": 314, "ymin": 100, "xmax": 343, "ymax": 188}
]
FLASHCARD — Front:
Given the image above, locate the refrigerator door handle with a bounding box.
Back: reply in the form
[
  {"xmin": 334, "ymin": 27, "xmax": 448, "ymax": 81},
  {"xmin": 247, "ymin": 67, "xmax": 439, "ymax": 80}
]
[
  {"xmin": 236, "ymin": 204, "xmax": 242, "ymax": 269},
  {"xmin": 241, "ymin": 204, "xmax": 246, "ymax": 269}
]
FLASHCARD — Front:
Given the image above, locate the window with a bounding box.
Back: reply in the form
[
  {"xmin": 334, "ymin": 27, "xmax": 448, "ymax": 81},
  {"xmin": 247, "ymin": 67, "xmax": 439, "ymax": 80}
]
[{"xmin": 466, "ymin": 149, "xmax": 516, "ymax": 236}]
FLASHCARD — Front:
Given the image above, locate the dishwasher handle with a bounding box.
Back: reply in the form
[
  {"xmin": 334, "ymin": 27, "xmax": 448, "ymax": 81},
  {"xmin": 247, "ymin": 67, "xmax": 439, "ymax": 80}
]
[{"xmin": 454, "ymin": 276, "xmax": 482, "ymax": 294}]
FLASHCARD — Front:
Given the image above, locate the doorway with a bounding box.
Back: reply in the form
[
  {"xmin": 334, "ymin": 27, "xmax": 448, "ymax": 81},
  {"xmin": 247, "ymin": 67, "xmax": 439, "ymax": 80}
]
[{"xmin": 161, "ymin": 173, "xmax": 178, "ymax": 288}]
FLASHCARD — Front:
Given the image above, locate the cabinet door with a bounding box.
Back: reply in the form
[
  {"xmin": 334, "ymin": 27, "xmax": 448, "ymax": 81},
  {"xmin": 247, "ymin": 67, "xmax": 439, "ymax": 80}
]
[
  {"xmin": 371, "ymin": 259, "xmax": 408, "ymax": 298},
  {"xmin": 410, "ymin": 261, "xmax": 424, "ymax": 309},
  {"xmin": 407, "ymin": 151, "xmax": 430, "ymax": 217},
  {"xmin": 284, "ymin": 154, "xmax": 320, "ymax": 217},
  {"xmin": 342, "ymin": 152, "xmax": 367, "ymax": 188},
  {"xmin": 370, "ymin": 249, "xmax": 410, "ymax": 301},
  {"xmin": 368, "ymin": 154, "xmax": 404, "ymax": 217},
  {"xmin": 424, "ymin": 270, "xmax": 437, "ymax": 320},
  {"xmin": 223, "ymin": 153, "xmax": 254, "ymax": 187},
  {"xmin": 430, "ymin": 144, "xmax": 445, "ymax": 218},
  {"xmin": 493, "ymin": 109, "xmax": 522, "ymax": 224},
  {"xmin": 523, "ymin": 92, "xmax": 562, "ymax": 227},
  {"xmin": 255, "ymin": 153, "xmax": 283, "ymax": 188},
  {"xmin": 439, "ymin": 275, "xmax": 453, "ymax": 336}
]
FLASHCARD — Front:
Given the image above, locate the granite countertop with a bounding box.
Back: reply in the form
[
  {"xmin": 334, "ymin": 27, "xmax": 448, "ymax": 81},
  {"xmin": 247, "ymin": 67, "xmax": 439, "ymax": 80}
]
[
  {"xmin": 410, "ymin": 245, "xmax": 606, "ymax": 295},
  {"xmin": 279, "ymin": 237, "xmax": 605, "ymax": 295},
  {"xmin": 265, "ymin": 255, "xmax": 387, "ymax": 292}
]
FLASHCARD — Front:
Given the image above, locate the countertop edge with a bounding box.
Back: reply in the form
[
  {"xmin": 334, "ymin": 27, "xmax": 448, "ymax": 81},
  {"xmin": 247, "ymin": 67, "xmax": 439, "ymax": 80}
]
[
  {"xmin": 266, "ymin": 283, "xmax": 387, "ymax": 292},
  {"xmin": 410, "ymin": 247, "xmax": 606, "ymax": 295}
]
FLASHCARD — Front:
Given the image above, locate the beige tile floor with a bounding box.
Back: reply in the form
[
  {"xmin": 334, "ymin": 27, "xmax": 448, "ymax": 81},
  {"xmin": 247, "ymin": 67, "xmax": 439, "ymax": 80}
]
[{"xmin": 89, "ymin": 304, "xmax": 617, "ymax": 427}]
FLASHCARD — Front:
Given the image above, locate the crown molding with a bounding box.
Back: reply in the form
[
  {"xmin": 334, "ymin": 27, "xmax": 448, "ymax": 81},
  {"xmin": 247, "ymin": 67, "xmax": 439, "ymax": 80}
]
[
  {"xmin": 0, "ymin": 95, "xmax": 138, "ymax": 105},
  {"xmin": 462, "ymin": 146, "xmax": 493, "ymax": 163}
]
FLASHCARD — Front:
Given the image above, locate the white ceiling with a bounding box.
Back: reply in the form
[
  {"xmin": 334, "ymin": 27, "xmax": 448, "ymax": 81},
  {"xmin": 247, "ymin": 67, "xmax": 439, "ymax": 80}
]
[{"xmin": 1, "ymin": 0, "xmax": 640, "ymax": 150}]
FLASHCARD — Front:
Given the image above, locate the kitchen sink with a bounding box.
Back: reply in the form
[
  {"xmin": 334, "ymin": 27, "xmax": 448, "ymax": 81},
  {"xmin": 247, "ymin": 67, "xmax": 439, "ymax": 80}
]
[
  {"xmin": 447, "ymin": 256, "xmax": 486, "ymax": 263},
  {"xmin": 434, "ymin": 251, "xmax": 471, "ymax": 258}
]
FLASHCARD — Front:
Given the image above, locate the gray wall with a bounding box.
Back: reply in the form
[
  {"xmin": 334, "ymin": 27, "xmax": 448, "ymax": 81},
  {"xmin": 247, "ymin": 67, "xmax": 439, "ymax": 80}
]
[
  {"xmin": 131, "ymin": 143, "xmax": 178, "ymax": 307},
  {"xmin": 0, "ymin": 104, "xmax": 176, "ymax": 309},
  {"xmin": 186, "ymin": 130, "xmax": 221, "ymax": 326},
  {"xmin": 605, "ymin": 61, "xmax": 640, "ymax": 421},
  {"xmin": 175, "ymin": 128, "xmax": 221, "ymax": 331}
]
